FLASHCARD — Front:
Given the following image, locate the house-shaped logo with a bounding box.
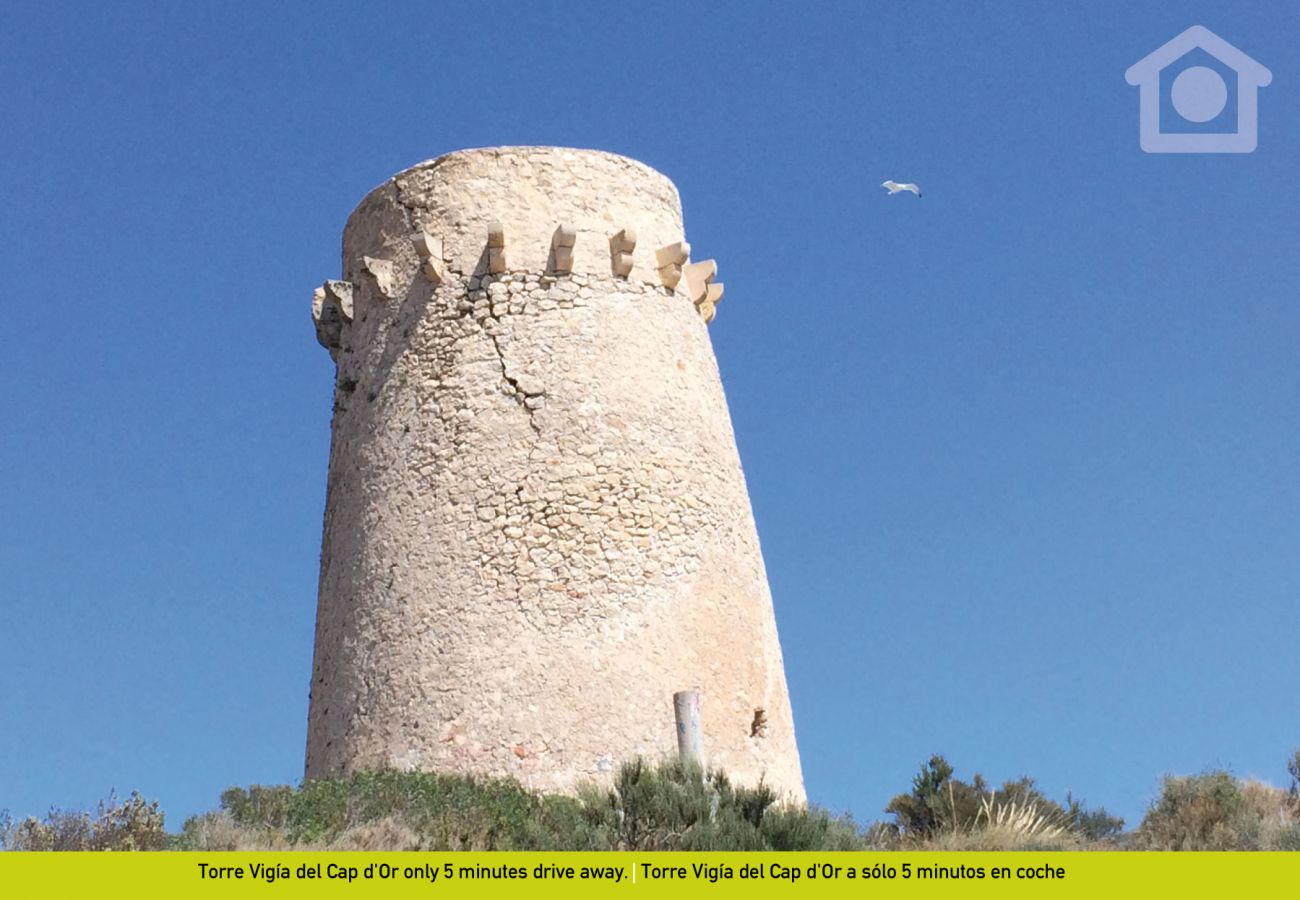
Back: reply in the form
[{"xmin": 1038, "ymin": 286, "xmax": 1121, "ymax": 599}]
[{"xmin": 1125, "ymin": 25, "xmax": 1271, "ymax": 153}]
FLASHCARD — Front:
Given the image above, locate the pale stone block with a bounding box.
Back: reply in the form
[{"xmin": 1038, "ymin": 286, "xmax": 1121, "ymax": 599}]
[
  {"xmin": 695, "ymin": 282, "xmax": 723, "ymax": 325},
  {"xmin": 657, "ymin": 263, "xmax": 682, "ymax": 290},
  {"xmin": 655, "ymin": 241, "xmax": 690, "ymax": 267},
  {"xmin": 682, "ymin": 259, "xmax": 717, "ymax": 303},
  {"xmin": 609, "ymin": 228, "xmax": 636, "ymax": 253},
  {"xmin": 411, "ymin": 232, "xmax": 446, "ymax": 285},
  {"xmin": 313, "ymin": 281, "xmax": 354, "ymax": 352},
  {"xmin": 411, "ymin": 231, "xmax": 443, "ymax": 260},
  {"xmin": 609, "ymin": 228, "xmax": 636, "ymax": 277},
  {"xmin": 487, "ymin": 223, "xmax": 507, "ymax": 273},
  {"xmin": 360, "ymin": 256, "xmax": 395, "ymax": 298},
  {"xmin": 324, "ymin": 280, "xmax": 355, "ymax": 322},
  {"xmin": 422, "ymin": 259, "xmax": 445, "ymax": 285},
  {"xmin": 552, "ymin": 225, "xmax": 576, "ymax": 274},
  {"xmin": 311, "ymin": 287, "xmax": 335, "ymax": 352}
]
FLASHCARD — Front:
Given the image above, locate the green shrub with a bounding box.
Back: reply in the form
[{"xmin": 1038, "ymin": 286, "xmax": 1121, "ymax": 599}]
[
  {"xmin": 1062, "ymin": 792, "xmax": 1126, "ymax": 842},
  {"xmin": 1136, "ymin": 771, "xmax": 1256, "ymax": 850},
  {"xmin": 883, "ymin": 755, "xmax": 1122, "ymax": 848},
  {"xmin": 1136, "ymin": 766, "xmax": 1300, "ymax": 851},
  {"xmin": 215, "ymin": 769, "xmax": 601, "ymax": 850},
  {"xmin": 884, "ymin": 755, "xmax": 961, "ymax": 837},
  {"xmin": 0, "ymin": 791, "xmax": 165, "ymax": 851},
  {"xmin": 584, "ymin": 757, "xmax": 864, "ymax": 851}
]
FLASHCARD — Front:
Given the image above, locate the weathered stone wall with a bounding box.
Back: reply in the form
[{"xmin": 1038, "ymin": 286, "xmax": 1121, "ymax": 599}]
[{"xmin": 305, "ymin": 147, "xmax": 804, "ymax": 800}]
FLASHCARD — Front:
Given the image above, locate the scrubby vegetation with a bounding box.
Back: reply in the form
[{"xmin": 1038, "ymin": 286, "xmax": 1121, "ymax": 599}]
[
  {"xmin": 0, "ymin": 791, "xmax": 166, "ymax": 851},
  {"xmin": 172, "ymin": 758, "xmax": 861, "ymax": 851},
  {"xmin": 879, "ymin": 755, "xmax": 1123, "ymax": 850},
  {"xmin": 1132, "ymin": 767, "xmax": 1300, "ymax": 851},
  {"xmin": 5, "ymin": 752, "xmax": 1299, "ymax": 851}
]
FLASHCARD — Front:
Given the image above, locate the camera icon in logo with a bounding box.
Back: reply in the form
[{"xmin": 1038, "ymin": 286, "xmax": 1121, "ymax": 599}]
[{"xmin": 1125, "ymin": 25, "xmax": 1271, "ymax": 153}]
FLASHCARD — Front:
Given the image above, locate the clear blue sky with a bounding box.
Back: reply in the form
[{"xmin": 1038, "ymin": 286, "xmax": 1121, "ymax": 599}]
[{"xmin": 2, "ymin": 1, "xmax": 1297, "ymax": 831}]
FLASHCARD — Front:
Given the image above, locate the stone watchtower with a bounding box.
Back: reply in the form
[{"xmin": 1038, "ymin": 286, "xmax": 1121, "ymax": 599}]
[{"xmin": 305, "ymin": 147, "xmax": 804, "ymax": 800}]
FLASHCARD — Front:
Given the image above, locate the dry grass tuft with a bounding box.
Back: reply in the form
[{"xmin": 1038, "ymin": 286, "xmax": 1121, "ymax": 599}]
[{"xmin": 974, "ymin": 793, "xmax": 1068, "ymax": 842}]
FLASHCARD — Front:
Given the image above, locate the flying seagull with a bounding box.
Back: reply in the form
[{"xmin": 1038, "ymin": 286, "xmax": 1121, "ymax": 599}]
[{"xmin": 882, "ymin": 180, "xmax": 922, "ymax": 198}]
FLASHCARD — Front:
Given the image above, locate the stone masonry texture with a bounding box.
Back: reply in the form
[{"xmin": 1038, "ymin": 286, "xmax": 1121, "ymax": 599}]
[{"xmin": 305, "ymin": 146, "xmax": 805, "ymax": 801}]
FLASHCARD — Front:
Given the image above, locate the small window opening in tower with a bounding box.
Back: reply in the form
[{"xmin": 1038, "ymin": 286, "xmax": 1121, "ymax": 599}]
[{"xmin": 750, "ymin": 708, "xmax": 768, "ymax": 738}]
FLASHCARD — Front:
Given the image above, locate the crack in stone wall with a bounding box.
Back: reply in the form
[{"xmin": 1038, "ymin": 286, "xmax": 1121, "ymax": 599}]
[{"xmin": 486, "ymin": 328, "xmax": 544, "ymax": 438}]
